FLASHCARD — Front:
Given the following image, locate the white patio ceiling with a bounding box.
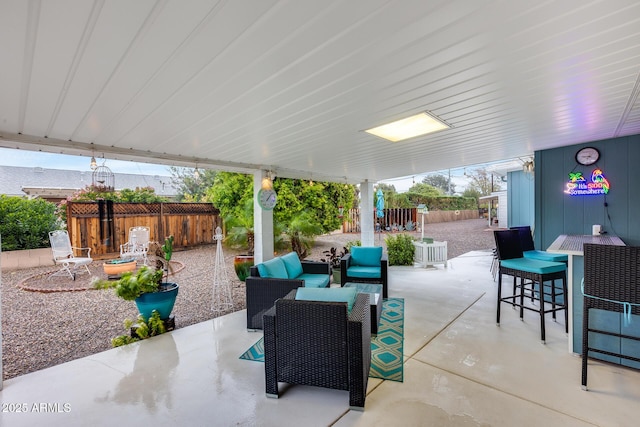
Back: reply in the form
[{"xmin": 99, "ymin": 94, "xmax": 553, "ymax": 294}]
[{"xmin": 1, "ymin": 0, "xmax": 640, "ymax": 184}]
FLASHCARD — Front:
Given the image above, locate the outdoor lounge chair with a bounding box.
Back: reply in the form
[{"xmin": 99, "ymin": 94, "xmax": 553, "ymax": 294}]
[
  {"xmin": 340, "ymin": 246, "xmax": 388, "ymax": 298},
  {"xmin": 48, "ymin": 230, "xmax": 93, "ymax": 280},
  {"xmin": 263, "ymin": 289, "xmax": 371, "ymax": 409},
  {"xmin": 120, "ymin": 226, "xmax": 150, "ymax": 265},
  {"xmin": 245, "ymin": 253, "xmax": 331, "ymax": 330}
]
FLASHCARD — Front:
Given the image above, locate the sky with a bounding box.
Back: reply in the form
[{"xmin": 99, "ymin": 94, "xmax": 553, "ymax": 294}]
[
  {"xmin": 378, "ymin": 168, "xmax": 471, "ymax": 194},
  {"xmin": 0, "ymin": 147, "xmax": 173, "ymax": 176},
  {"xmin": 0, "ymin": 147, "xmax": 515, "ymax": 193}
]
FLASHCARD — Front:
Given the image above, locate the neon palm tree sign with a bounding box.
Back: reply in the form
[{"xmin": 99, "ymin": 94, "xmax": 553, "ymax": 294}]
[{"xmin": 565, "ymin": 169, "xmax": 610, "ymax": 195}]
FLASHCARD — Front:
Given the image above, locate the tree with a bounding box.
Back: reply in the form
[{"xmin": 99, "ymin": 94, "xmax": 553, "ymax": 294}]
[
  {"xmin": 461, "ymin": 188, "xmax": 481, "ymax": 203},
  {"xmin": 422, "ymin": 174, "xmax": 455, "ymax": 195},
  {"xmin": 169, "ymin": 166, "xmax": 217, "ymax": 202},
  {"xmin": 407, "ymin": 182, "xmax": 441, "ymax": 196},
  {"xmin": 466, "ymin": 168, "xmax": 501, "ymax": 196},
  {"xmin": 207, "ymin": 172, "xmax": 357, "ymax": 253},
  {"xmin": 0, "ymin": 196, "xmax": 60, "ymax": 250}
]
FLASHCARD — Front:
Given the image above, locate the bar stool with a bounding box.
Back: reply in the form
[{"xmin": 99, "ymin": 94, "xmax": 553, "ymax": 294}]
[
  {"xmin": 511, "ymin": 225, "xmax": 568, "ymax": 301},
  {"xmin": 511, "ymin": 225, "xmax": 569, "ymax": 263},
  {"xmin": 494, "ymin": 229, "xmax": 568, "ymax": 343}
]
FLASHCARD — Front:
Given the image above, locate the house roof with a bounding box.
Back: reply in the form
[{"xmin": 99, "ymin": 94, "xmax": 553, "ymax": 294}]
[{"xmin": 0, "ymin": 165, "xmax": 178, "ymax": 199}]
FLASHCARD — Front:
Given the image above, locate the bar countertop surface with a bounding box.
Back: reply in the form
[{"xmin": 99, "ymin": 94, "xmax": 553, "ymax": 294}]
[{"xmin": 547, "ymin": 234, "xmax": 625, "ymax": 256}]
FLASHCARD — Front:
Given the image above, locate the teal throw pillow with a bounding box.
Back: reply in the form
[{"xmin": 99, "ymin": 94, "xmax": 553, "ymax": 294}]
[
  {"xmin": 260, "ymin": 257, "xmax": 288, "ymax": 279},
  {"xmin": 350, "ymin": 246, "xmax": 383, "ymax": 267},
  {"xmin": 280, "ymin": 251, "xmax": 304, "ymax": 279},
  {"xmin": 295, "ymin": 287, "xmax": 357, "ymax": 312},
  {"xmin": 256, "ymin": 263, "xmax": 268, "ymax": 277}
]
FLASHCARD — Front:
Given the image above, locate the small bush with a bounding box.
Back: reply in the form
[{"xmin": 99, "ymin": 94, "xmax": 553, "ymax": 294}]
[
  {"xmin": 0, "ymin": 195, "xmax": 60, "ymax": 251},
  {"xmin": 385, "ymin": 233, "xmax": 415, "ymax": 266}
]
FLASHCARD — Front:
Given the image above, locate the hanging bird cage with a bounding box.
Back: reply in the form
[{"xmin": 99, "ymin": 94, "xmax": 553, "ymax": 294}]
[{"xmin": 92, "ymin": 165, "xmax": 115, "ymax": 191}]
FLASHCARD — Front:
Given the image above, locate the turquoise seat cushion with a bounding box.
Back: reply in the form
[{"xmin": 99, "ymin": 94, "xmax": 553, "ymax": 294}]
[
  {"xmin": 347, "ymin": 265, "xmax": 381, "ymax": 279},
  {"xmin": 501, "ymin": 258, "xmax": 566, "ymax": 274},
  {"xmin": 298, "ymin": 273, "xmax": 330, "ymax": 288},
  {"xmin": 280, "ymin": 251, "xmax": 304, "ymax": 279},
  {"xmin": 295, "ymin": 286, "xmax": 357, "ymax": 311},
  {"xmin": 350, "ymin": 246, "xmax": 382, "ymax": 267},
  {"xmin": 256, "ymin": 257, "xmax": 288, "ymax": 279},
  {"xmin": 523, "ymin": 250, "xmax": 568, "ymax": 263}
]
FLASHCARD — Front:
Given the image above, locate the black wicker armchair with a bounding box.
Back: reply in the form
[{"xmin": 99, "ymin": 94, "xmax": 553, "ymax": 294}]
[
  {"xmin": 340, "ymin": 247, "xmax": 388, "ymax": 298},
  {"xmin": 582, "ymin": 243, "xmax": 640, "ymax": 390},
  {"xmin": 263, "ymin": 290, "xmax": 372, "ymax": 410}
]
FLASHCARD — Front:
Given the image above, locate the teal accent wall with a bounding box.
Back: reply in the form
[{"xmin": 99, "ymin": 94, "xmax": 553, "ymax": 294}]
[
  {"xmin": 507, "ymin": 170, "xmax": 535, "ymax": 229},
  {"xmin": 534, "ymin": 134, "xmax": 640, "ymax": 250},
  {"xmin": 534, "ymin": 134, "xmax": 640, "ymax": 363}
]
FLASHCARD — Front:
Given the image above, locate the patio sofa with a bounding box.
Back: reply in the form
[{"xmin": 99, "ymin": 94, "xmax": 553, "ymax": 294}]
[
  {"xmin": 340, "ymin": 246, "xmax": 388, "ymax": 298},
  {"xmin": 245, "ymin": 252, "xmax": 331, "ymax": 329}
]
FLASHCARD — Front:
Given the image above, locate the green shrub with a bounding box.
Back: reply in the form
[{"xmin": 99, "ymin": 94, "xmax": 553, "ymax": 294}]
[
  {"xmin": 385, "ymin": 233, "xmax": 415, "ymax": 266},
  {"xmin": 0, "ymin": 195, "xmax": 60, "ymax": 251}
]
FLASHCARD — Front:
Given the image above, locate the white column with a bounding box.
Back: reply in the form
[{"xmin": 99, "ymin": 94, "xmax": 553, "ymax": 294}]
[
  {"xmin": 253, "ymin": 171, "xmax": 274, "ymax": 264},
  {"xmin": 360, "ymin": 180, "xmax": 375, "ymax": 246}
]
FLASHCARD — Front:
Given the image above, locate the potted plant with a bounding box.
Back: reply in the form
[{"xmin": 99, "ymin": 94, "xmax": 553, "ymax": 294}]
[
  {"xmin": 224, "ymin": 200, "xmax": 255, "ymax": 281},
  {"xmin": 323, "ymin": 246, "xmax": 348, "ymax": 284},
  {"xmin": 95, "ymin": 236, "xmax": 179, "ymax": 321}
]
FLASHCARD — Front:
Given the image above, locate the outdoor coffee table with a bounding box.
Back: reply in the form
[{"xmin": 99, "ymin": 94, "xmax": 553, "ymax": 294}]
[{"xmin": 343, "ymin": 282, "xmax": 382, "ymax": 334}]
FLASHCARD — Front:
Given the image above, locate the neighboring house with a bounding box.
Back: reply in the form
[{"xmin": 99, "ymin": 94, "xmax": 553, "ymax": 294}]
[
  {"xmin": 0, "ymin": 165, "xmax": 179, "ymax": 203},
  {"xmin": 479, "ymin": 191, "xmax": 508, "ymax": 228}
]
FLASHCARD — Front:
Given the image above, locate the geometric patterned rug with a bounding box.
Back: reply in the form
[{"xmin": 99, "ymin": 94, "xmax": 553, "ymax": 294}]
[
  {"xmin": 369, "ymin": 298, "xmax": 404, "ymax": 382},
  {"xmin": 239, "ymin": 298, "xmax": 404, "ymax": 382}
]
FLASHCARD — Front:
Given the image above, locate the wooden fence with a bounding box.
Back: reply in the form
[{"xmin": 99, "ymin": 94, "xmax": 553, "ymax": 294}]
[
  {"xmin": 342, "ymin": 208, "xmax": 480, "ymax": 233},
  {"xmin": 66, "ymin": 202, "xmax": 220, "ymax": 259}
]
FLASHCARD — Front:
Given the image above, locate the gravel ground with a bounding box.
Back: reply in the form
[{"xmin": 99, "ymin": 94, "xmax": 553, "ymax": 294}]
[{"xmin": 1, "ymin": 218, "xmax": 494, "ymax": 380}]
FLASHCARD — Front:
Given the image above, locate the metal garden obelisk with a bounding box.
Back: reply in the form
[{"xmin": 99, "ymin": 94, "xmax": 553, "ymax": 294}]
[{"xmin": 212, "ymin": 226, "xmax": 234, "ymax": 314}]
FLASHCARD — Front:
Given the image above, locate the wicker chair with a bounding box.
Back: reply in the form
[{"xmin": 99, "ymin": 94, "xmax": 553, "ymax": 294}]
[
  {"xmin": 263, "ymin": 290, "xmax": 371, "ymax": 410},
  {"xmin": 340, "ymin": 247, "xmax": 389, "ymax": 298},
  {"xmin": 582, "ymin": 243, "xmax": 640, "ymax": 390},
  {"xmin": 245, "ymin": 260, "xmax": 331, "ymax": 330}
]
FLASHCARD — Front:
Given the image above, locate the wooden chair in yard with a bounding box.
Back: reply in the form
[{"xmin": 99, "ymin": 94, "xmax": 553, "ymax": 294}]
[{"xmin": 48, "ymin": 230, "xmax": 93, "ymax": 280}]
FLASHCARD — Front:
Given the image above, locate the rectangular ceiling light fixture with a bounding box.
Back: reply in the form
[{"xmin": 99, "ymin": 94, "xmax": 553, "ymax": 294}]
[{"xmin": 365, "ymin": 112, "xmax": 450, "ymax": 142}]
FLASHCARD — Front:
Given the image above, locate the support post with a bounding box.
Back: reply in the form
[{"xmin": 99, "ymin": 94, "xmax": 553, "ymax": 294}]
[
  {"xmin": 360, "ymin": 180, "xmax": 374, "ymax": 246},
  {"xmin": 253, "ymin": 171, "xmax": 274, "ymax": 264}
]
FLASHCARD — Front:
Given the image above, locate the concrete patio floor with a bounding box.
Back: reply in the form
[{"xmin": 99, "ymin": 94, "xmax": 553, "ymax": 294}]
[{"xmin": 1, "ymin": 251, "xmax": 639, "ymax": 426}]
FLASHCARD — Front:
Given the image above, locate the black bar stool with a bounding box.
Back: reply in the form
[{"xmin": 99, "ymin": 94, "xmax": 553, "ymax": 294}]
[{"xmin": 494, "ymin": 229, "xmax": 568, "ymax": 343}]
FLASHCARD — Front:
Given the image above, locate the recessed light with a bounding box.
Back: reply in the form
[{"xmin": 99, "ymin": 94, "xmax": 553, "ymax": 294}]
[{"xmin": 365, "ymin": 112, "xmax": 450, "ymax": 142}]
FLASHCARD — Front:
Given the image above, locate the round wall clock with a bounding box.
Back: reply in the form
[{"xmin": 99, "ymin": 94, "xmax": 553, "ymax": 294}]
[
  {"xmin": 575, "ymin": 147, "xmax": 600, "ymax": 166},
  {"xmin": 257, "ymin": 188, "xmax": 277, "ymax": 210}
]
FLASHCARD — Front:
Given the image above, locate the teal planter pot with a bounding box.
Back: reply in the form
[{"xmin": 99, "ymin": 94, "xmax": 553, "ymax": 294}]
[{"xmin": 135, "ymin": 282, "xmax": 179, "ymax": 321}]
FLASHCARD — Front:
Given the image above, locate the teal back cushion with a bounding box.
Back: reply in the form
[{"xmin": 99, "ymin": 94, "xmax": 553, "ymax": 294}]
[
  {"xmin": 295, "ymin": 287, "xmax": 358, "ymax": 312},
  {"xmin": 350, "ymin": 246, "xmax": 382, "ymax": 267},
  {"xmin": 280, "ymin": 252, "xmax": 304, "ymax": 279},
  {"xmin": 257, "ymin": 257, "xmax": 288, "ymax": 279}
]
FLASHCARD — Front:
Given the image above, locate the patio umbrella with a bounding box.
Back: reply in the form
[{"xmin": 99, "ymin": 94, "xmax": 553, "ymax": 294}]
[{"xmin": 376, "ymin": 189, "xmax": 384, "ymax": 242}]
